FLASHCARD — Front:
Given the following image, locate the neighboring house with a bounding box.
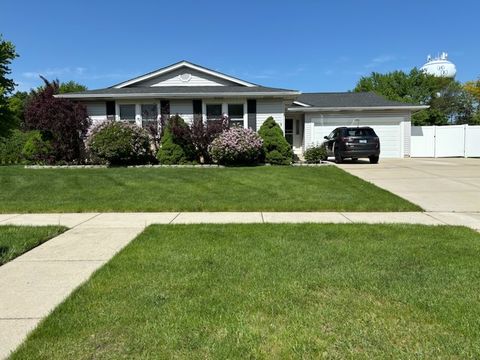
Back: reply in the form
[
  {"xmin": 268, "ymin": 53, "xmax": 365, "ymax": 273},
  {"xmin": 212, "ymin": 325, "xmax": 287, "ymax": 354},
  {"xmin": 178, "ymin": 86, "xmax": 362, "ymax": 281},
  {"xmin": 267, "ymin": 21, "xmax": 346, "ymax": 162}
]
[{"xmin": 57, "ymin": 61, "xmax": 427, "ymax": 158}]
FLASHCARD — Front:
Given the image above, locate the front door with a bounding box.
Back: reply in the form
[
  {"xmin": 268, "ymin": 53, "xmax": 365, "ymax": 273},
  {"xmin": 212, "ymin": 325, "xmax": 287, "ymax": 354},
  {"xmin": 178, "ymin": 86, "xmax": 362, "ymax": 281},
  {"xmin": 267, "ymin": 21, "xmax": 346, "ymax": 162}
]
[
  {"xmin": 285, "ymin": 118, "xmax": 303, "ymax": 153},
  {"xmin": 285, "ymin": 119, "xmax": 294, "ymax": 146}
]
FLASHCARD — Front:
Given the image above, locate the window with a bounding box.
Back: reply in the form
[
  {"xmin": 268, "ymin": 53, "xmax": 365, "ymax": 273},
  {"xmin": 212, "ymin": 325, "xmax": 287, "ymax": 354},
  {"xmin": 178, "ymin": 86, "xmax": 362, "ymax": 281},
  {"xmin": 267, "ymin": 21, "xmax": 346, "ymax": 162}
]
[
  {"xmin": 119, "ymin": 104, "xmax": 136, "ymax": 122},
  {"xmin": 344, "ymin": 128, "xmax": 377, "ymax": 137},
  {"xmin": 206, "ymin": 104, "xmax": 222, "ymax": 120},
  {"xmin": 228, "ymin": 104, "xmax": 244, "ymax": 127},
  {"xmin": 141, "ymin": 104, "xmax": 158, "ymax": 121},
  {"xmin": 285, "ymin": 119, "xmax": 293, "ymax": 146}
]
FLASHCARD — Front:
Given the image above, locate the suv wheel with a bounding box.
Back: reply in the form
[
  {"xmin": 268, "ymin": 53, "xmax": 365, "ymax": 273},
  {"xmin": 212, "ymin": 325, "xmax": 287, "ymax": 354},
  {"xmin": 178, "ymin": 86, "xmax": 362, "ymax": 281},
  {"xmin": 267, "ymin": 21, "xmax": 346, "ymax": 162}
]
[{"xmin": 369, "ymin": 155, "xmax": 379, "ymax": 164}]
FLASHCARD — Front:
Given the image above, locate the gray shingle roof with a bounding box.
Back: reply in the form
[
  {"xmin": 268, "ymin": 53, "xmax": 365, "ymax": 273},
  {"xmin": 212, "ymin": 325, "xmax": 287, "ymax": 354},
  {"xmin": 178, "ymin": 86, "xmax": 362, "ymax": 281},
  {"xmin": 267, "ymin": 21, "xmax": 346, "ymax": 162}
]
[
  {"xmin": 56, "ymin": 86, "xmax": 299, "ymax": 99},
  {"xmin": 295, "ymin": 92, "xmax": 419, "ymax": 108},
  {"xmin": 70, "ymin": 86, "xmax": 296, "ymax": 95}
]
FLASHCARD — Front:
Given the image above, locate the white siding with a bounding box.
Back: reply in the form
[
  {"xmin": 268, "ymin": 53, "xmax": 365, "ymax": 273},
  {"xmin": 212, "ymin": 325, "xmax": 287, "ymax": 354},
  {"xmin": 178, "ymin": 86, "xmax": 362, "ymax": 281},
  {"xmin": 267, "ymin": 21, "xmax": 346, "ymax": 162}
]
[
  {"xmin": 170, "ymin": 100, "xmax": 194, "ymax": 124},
  {"xmin": 133, "ymin": 68, "xmax": 237, "ymax": 87},
  {"xmin": 304, "ymin": 110, "xmax": 411, "ymax": 158},
  {"xmin": 256, "ymin": 99, "xmax": 285, "ymax": 131},
  {"xmin": 403, "ymin": 114, "xmax": 411, "ymax": 156}
]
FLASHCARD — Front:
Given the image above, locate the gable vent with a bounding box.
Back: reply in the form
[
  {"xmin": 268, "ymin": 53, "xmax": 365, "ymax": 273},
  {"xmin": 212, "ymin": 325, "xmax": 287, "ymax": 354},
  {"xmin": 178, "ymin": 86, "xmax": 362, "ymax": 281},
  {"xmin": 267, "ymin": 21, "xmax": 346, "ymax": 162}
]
[{"xmin": 179, "ymin": 73, "xmax": 192, "ymax": 82}]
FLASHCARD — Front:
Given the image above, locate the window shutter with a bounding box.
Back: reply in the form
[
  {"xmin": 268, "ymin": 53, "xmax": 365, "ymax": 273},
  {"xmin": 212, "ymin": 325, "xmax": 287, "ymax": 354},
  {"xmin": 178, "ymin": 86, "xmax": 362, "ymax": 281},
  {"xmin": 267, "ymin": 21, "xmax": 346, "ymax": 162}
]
[
  {"xmin": 106, "ymin": 101, "xmax": 115, "ymax": 119},
  {"xmin": 160, "ymin": 100, "xmax": 170, "ymax": 116},
  {"xmin": 193, "ymin": 99, "xmax": 202, "ymax": 115},
  {"xmin": 247, "ymin": 99, "xmax": 257, "ymax": 131},
  {"xmin": 193, "ymin": 99, "xmax": 202, "ymax": 121}
]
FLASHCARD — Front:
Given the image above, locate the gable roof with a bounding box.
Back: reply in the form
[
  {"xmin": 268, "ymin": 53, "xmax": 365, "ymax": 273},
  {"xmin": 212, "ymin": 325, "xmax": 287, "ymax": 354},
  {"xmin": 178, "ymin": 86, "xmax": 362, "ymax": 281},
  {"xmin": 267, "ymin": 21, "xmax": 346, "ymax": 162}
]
[
  {"xmin": 56, "ymin": 86, "xmax": 300, "ymax": 100},
  {"xmin": 111, "ymin": 60, "xmax": 257, "ymax": 88},
  {"xmin": 288, "ymin": 92, "xmax": 428, "ymax": 111}
]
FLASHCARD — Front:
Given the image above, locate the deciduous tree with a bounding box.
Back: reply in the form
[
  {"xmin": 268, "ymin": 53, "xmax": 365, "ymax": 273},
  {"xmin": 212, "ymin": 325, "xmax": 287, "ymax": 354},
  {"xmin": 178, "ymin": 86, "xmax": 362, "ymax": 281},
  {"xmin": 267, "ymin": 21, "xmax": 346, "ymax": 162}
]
[
  {"xmin": 24, "ymin": 77, "xmax": 90, "ymax": 163},
  {"xmin": 0, "ymin": 35, "xmax": 18, "ymax": 137},
  {"xmin": 354, "ymin": 69, "xmax": 476, "ymax": 125}
]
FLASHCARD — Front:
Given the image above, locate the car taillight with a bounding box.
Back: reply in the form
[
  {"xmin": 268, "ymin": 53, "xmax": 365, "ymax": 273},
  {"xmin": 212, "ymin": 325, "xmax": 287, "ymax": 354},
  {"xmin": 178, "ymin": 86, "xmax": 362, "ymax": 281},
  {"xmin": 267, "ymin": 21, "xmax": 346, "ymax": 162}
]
[{"xmin": 340, "ymin": 137, "xmax": 354, "ymax": 142}]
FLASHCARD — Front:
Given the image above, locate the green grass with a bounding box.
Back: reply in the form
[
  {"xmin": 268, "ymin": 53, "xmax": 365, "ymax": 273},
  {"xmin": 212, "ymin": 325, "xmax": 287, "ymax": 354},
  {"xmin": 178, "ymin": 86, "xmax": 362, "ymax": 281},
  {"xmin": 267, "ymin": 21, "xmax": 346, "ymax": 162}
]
[
  {"xmin": 0, "ymin": 166, "xmax": 420, "ymax": 212},
  {"xmin": 0, "ymin": 225, "xmax": 67, "ymax": 265},
  {"xmin": 12, "ymin": 224, "xmax": 480, "ymax": 359}
]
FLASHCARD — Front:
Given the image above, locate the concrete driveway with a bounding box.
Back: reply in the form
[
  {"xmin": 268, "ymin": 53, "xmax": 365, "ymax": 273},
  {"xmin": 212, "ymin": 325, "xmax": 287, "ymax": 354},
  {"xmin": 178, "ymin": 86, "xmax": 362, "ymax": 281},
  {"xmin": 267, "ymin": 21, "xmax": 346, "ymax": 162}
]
[{"xmin": 338, "ymin": 158, "xmax": 480, "ymax": 212}]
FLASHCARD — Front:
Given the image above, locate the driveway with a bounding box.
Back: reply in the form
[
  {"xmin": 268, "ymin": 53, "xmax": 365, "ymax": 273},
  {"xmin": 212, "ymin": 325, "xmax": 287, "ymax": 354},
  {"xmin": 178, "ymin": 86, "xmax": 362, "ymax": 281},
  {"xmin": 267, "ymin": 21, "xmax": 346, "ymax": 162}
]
[{"xmin": 337, "ymin": 158, "xmax": 480, "ymax": 212}]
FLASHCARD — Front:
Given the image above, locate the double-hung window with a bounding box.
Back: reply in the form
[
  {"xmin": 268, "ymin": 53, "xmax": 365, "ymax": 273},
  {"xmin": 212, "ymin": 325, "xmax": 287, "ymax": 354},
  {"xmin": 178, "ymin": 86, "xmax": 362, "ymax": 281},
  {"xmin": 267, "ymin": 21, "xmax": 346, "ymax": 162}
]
[
  {"xmin": 228, "ymin": 104, "xmax": 244, "ymax": 128},
  {"xmin": 206, "ymin": 104, "xmax": 222, "ymax": 120},
  {"xmin": 119, "ymin": 104, "xmax": 136, "ymax": 124},
  {"xmin": 141, "ymin": 104, "xmax": 158, "ymax": 128}
]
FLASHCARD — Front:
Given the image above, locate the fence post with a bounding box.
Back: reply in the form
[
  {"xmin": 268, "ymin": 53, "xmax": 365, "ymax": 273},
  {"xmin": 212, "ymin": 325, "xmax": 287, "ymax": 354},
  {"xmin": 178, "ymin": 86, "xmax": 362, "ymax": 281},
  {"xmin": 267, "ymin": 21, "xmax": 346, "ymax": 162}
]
[
  {"xmin": 433, "ymin": 125, "xmax": 437, "ymax": 158},
  {"xmin": 464, "ymin": 124, "xmax": 468, "ymax": 158}
]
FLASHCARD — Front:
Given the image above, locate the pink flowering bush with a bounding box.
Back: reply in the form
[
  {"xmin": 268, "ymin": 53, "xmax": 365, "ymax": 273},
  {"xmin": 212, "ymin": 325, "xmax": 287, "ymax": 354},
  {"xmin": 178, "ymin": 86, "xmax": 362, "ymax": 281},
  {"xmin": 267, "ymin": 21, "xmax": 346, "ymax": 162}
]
[
  {"xmin": 86, "ymin": 121, "xmax": 153, "ymax": 165},
  {"xmin": 208, "ymin": 127, "xmax": 263, "ymax": 165}
]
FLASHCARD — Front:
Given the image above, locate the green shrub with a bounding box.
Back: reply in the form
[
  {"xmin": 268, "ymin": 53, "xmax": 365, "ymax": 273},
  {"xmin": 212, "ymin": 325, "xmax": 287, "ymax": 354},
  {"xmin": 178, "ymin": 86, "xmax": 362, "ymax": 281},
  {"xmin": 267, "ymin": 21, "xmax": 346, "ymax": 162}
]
[
  {"xmin": 0, "ymin": 130, "xmax": 26, "ymax": 164},
  {"xmin": 258, "ymin": 117, "xmax": 293, "ymax": 165},
  {"xmin": 86, "ymin": 121, "xmax": 153, "ymax": 165},
  {"xmin": 21, "ymin": 131, "xmax": 52, "ymax": 164},
  {"xmin": 0, "ymin": 130, "xmax": 52, "ymax": 165},
  {"xmin": 304, "ymin": 145, "xmax": 327, "ymax": 163},
  {"xmin": 157, "ymin": 126, "xmax": 190, "ymax": 164},
  {"xmin": 157, "ymin": 115, "xmax": 195, "ymax": 164}
]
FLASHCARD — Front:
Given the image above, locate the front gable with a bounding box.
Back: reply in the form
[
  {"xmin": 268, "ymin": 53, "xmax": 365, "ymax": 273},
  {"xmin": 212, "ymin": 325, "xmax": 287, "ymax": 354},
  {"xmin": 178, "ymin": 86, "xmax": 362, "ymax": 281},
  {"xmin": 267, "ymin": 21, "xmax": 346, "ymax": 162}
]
[
  {"xmin": 131, "ymin": 66, "xmax": 240, "ymax": 87},
  {"xmin": 113, "ymin": 61, "xmax": 256, "ymax": 88}
]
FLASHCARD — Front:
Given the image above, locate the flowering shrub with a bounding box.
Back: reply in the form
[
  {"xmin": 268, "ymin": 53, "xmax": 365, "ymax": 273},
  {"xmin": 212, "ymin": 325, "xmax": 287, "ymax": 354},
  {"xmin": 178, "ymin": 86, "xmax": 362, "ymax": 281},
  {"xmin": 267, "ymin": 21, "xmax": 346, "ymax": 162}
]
[
  {"xmin": 208, "ymin": 127, "xmax": 263, "ymax": 165},
  {"xmin": 86, "ymin": 121, "xmax": 153, "ymax": 165},
  {"xmin": 190, "ymin": 115, "xmax": 228, "ymax": 163}
]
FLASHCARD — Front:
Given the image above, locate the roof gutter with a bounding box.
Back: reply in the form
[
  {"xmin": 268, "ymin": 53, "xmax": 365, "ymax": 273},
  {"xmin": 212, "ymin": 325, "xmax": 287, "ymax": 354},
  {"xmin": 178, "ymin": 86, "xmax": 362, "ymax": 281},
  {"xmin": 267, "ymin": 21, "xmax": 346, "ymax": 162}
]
[
  {"xmin": 55, "ymin": 91, "xmax": 300, "ymax": 100},
  {"xmin": 287, "ymin": 105, "xmax": 429, "ymax": 112}
]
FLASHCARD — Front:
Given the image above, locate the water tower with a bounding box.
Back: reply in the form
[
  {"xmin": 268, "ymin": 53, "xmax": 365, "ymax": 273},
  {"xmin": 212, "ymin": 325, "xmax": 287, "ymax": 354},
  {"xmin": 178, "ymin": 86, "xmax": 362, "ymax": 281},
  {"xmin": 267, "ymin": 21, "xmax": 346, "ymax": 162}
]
[{"xmin": 420, "ymin": 52, "xmax": 457, "ymax": 77}]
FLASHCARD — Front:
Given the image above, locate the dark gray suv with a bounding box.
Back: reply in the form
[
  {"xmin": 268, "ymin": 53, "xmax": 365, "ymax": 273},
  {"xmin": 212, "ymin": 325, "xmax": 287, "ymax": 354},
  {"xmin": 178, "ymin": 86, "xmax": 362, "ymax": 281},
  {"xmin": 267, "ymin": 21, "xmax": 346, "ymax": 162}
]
[{"xmin": 323, "ymin": 127, "xmax": 380, "ymax": 164}]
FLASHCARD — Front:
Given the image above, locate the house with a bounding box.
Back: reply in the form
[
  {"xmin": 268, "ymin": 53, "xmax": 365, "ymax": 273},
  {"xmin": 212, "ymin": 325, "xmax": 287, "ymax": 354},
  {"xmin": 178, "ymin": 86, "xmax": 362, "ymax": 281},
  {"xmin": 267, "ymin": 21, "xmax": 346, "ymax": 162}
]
[{"xmin": 57, "ymin": 61, "xmax": 427, "ymax": 158}]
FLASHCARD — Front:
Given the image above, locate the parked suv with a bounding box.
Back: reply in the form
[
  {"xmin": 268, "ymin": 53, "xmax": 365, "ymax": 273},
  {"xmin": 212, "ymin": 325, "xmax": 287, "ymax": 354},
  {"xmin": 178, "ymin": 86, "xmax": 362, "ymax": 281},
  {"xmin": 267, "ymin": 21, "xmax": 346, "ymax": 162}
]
[{"xmin": 323, "ymin": 127, "xmax": 380, "ymax": 164}]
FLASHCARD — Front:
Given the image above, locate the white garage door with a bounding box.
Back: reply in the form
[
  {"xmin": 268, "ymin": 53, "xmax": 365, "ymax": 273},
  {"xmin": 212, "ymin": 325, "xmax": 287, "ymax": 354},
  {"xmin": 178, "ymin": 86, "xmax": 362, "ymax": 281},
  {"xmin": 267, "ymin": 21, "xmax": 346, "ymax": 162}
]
[{"xmin": 311, "ymin": 116, "xmax": 403, "ymax": 158}]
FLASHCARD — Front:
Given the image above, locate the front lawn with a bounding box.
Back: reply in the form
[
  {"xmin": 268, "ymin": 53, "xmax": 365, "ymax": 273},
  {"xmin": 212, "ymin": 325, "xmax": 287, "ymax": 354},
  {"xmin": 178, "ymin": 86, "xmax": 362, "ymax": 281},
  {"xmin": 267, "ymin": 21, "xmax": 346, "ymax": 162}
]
[
  {"xmin": 0, "ymin": 225, "xmax": 67, "ymax": 265},
  {"xmin": 12, "ymin": 224, "xmax": 480, "ymax": 358},
  {"xmin": 0, "ymin": 166, "xmax": 420, "ymax": 212}
]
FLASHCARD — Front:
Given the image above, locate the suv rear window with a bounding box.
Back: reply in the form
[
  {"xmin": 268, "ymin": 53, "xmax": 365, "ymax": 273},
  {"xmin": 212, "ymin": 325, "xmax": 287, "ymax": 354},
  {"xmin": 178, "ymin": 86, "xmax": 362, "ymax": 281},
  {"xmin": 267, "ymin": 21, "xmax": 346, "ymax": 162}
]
[{"xmin": 344, "ymin": 128, "xmax": 376, "ymax": 137}]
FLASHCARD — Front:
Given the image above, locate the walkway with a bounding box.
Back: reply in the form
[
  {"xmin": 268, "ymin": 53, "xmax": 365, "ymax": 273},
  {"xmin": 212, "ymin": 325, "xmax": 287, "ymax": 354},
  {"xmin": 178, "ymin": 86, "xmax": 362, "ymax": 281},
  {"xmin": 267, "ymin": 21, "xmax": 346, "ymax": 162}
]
[{"xmin": 1, "ymin": 211, "xmax": 480, "ymax": 358}]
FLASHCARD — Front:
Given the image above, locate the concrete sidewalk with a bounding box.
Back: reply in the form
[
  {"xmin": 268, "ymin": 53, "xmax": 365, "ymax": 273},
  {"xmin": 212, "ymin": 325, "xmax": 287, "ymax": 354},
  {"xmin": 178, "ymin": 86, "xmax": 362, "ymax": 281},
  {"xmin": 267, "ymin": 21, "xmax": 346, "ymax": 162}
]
[{"xmin": 1, "ymin": 211, "xmax": 480, "ymax": 358}]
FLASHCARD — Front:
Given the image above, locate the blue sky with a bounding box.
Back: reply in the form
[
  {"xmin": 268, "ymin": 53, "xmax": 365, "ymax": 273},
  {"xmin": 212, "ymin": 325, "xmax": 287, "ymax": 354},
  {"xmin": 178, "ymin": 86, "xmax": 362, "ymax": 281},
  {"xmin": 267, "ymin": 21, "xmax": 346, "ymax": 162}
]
[{"xmin": 3, "ymin": 0, "xmax": 479, "ymax": 92}]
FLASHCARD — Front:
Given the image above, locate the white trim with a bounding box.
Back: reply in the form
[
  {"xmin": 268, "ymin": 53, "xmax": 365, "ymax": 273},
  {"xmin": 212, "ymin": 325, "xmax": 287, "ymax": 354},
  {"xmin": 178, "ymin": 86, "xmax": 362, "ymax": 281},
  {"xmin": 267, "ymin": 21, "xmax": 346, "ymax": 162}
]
[
  {"xmin": 292, "ymin": 100, "xmax": 311, "ymax": 107},
  {"xmin": 113, "ymin": 61, "xmax": 256, "ymax": 88},
  {"xmin": 287, "ymin": 105, "xmax": 429, "ymax": 112},
  {"xmin": 56, "ymin": 91, "xmax": 299, "ymax": 99}
]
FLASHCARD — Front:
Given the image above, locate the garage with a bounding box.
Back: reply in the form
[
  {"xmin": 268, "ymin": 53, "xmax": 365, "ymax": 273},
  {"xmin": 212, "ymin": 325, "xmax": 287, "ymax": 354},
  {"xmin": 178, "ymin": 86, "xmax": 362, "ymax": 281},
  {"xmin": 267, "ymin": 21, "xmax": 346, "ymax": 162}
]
[
  {"xmin": 286, "ymin": 92, "xmax": 427, "ymax": 158},
  {"xmin": 308, "ymin": 112, "xmax": 405, "ymax": 158}
]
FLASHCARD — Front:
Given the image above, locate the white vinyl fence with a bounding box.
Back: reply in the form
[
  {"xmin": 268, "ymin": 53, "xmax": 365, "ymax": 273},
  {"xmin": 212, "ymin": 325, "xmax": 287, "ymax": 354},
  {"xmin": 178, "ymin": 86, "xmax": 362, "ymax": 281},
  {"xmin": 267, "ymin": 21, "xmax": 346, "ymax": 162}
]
[{"xmin": 411, "ymin": 125, "xmax": 480, "ymax": 158}]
